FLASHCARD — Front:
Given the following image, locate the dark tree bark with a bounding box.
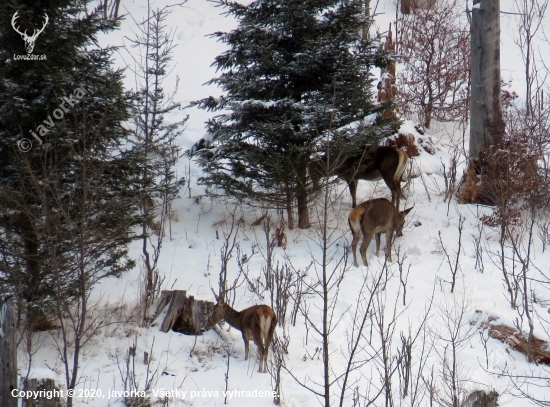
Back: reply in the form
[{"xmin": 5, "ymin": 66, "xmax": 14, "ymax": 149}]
[
  {"xmin": 297, "ymin": 192, "xmax": 311, "ymax": 229},
  {"xmin": 24, "ymin": 379, "xmax": 65, "ymax": 407},
  {"xmin": 159, "ymin": 290, "xmax": 215, "ymax": 335},
  {"xmin": 460, "ymin": 390, "xmax": 498, "ymax": 407},
  {"xmin": 286, "ymin": 189, "xmax": 294, "ymax": 230},
  {"xmin": 0, "ymin": 297, "xmax": 17, "ymax": 407}
]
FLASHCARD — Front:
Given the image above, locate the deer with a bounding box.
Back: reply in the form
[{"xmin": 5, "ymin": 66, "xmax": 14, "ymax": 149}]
[
  {"xmin": 309, "ymin": 145, "xmax": 409, "ymax": 209},
  {"xmin": 208, "ymin": 298, "xmax": 277, "ymax": 373},
  {"xmin": 349, "ymin": 198, "xmax": 413, "ymax": 267},
  {"xmin": 11, "ymin": 12, "xmax": 49, "ymax": 54}
]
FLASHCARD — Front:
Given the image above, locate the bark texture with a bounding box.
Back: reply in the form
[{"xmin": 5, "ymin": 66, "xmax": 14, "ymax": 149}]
[
  {"xmin": 460, "ymin": 0, "xmax": 503, "ymax": 203},
  {"xmin": 0, "ymin": 298, "xmax": 17, "ymax": 407},
  {"xmin": 469, "ymin": 0, "xmax": 503, "ymax": 161}
]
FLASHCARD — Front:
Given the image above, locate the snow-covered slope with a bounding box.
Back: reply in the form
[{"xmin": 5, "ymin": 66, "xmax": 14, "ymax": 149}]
[{"xmin": 18, "ymin": 1, "xmax": 550, "ymax": 406}]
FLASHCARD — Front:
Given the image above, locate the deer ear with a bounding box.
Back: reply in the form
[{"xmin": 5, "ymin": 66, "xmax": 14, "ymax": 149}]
[
  {"xmin": 401, "ymin": 206, "xmax": 414, "ymax": 215},
  {"xmin": 211, "ymin": 287, "xmax": 221, "ymax": 303}
]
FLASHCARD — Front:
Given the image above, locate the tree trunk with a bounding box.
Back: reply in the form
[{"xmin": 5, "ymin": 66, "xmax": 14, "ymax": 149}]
[
  {"xmin": 460, "ymin": 0, "xmax": 503, "ymax": 203},
  {"xmin": 469, "ymin": 0, "xmax": 503, "ymax": 161},
  {"xmin": 286, "ymin": 189, "xmax": 294, "ymax": 230},
  {"xmin": 0, "ymin": 297, "xmax": 17, "ymax": 407},
  {"xmin": 297, "ymin": 191, "xmax": 311, "ymax": 229},
  {"xmin": 401, "ymin": 0, "xmax": 412, "ymax": 14},
  {"xmin": 23, "ymin": 227, "xmax": 54, "ymax": 331},
  {"xmin": 296, "ymin": 166, "xmax": 311, "ymax": 229},
  {"xmin": 362, "ymin": 0, "xmax": 371, "ymax": 41}
]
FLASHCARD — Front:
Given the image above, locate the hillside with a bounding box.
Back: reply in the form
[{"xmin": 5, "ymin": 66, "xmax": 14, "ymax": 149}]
[{"xmin": 12, "ymin": 1, "xmax": 550, "ymax": 407}]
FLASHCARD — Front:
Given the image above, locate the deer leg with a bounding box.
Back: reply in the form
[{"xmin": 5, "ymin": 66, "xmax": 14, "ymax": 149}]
[
  {"xmin": 386, "ymin": 230, "xmax": 394, "ymax": 262},
  {"xmin": 375, "ymin": 233, "xmax": 381, "ymax": 257},
  {"xmin": 393, "ymin": 177, "xmax": 405, "ymax": 211},
  {"xmin": 242, "ymin": 333, "xmax": 250, "ymax": 360},
  {"xmin": 253, "ymin": 338, "xmax": 266, "ymax": 373},
  {"xmin": 264, "ymin": 319, "xmax": 276, "ymax": 373},
  {"xmin": 263, "ymin": 339, "xmax": 270, "ymax": 373},
  {"xmin": 262, "ymin": 343, "xmax": 269, "ymax": 373},
  {"xmin": 351, "ymin": 229, "xmax": 362, "ymax": 267},
  {"xmin": 251, "ymin": 327, "xmax": 267, "ymax": 373},
  {"xmin": 384, "ymin": 177, "xmax": 399, "ymax": 209},
  {"xmin": 396, "ymin": 192, "xmax": 405, "ymax": 237},
  {"xmin": 260, "ymin": 347, "xmax": 266, "ymax": 373},
  {"xmin": 258, "ymin": 344, "xmax": 265, "ymax": 373},
  {"xmin": 348, "ymin": 179, "xmax": 358, "ymax": 208},
  {"xmin": 360, "ymin": 229, "xmax": 374, "ymax": 267}
]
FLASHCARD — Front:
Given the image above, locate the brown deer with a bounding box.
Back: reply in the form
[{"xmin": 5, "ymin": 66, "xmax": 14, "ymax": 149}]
[
  {"xmin": 209, "ymin": 300, "xmax": 276, "ymax": 373},
  {"xmin": 348, "ymin": 198, "xmax": 413, "ymax": 267},
  {"xmin": 309, "ymin": 146, "xmax": 409, "ymax": 209}
]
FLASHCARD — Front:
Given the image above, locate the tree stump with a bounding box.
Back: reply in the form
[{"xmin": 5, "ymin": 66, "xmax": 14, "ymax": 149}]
[
  {"xmin": 1, "ymin": 296, "xmax": 17, "ymax": 407},
  {"xmin": 152, "ymin": 290, "xmax": 174, "ymax": 322},
  {"xmin": 23, "ymin": 378, "xmax": 65, "ymax": 407},
  {"xmin": 401, "ymin": 0, "xmax": 436, "ymax": 14},
  {"xmin": 157, "ymin": 290, "xmax": 215, "ymax": 335},
  {"xmin": 460, "ymin": 390, "xmax": 498, "ymax": 407}
]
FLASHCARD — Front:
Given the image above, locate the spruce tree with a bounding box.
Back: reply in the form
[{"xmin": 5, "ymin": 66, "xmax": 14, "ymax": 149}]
[
  {"xmin": 0, "ymin": 1, "xmax": 145, "ymax": 329},
  {"xmin": 126, "ymin": 4, "xmax": 187, "ymax": 322},
  {"xmin": 192, "ymin": 0, "xmax": 399, "ymax": 229}
]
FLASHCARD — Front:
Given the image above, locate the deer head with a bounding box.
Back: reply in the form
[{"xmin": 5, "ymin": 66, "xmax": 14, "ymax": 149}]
[
  {"xmin": 395, "ymin": 206, "xmax": 413, "ymax": 237},
  {"xmin": 12, "ymin": 12, "xmax": 49, "ymax": 54},
  {"xmin": 208, "ymin": 300, "xmax": 227, "ymax": 328}
]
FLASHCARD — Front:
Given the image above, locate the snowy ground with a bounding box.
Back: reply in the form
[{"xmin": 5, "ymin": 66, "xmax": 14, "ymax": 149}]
[{"xmin": 17, "ymin": 1, "xmax": 550, "ymax": 406}]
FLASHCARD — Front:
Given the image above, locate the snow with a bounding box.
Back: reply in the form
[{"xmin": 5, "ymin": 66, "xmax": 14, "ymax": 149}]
[{"xmin": 16, "ymin": 1, "xmax": 550, "ymax": 407}]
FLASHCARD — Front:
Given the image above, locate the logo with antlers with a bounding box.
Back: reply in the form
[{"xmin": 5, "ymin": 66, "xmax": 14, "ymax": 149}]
[{"xmin": 11, "ymin": 11, "xmax": 49, "ymax": 54}]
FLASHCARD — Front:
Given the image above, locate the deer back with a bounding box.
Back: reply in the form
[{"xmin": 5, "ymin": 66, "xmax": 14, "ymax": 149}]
[
  {"xmin": 311, "ymin": 146, "xmax": 404, "ymax": 182},
  {"xmin": 354, "ymin": 146, "xmax": 404, "ymax": 181},
  {"xmin": 210, "ymin": 303, "xmax": 276, "ymax": 342},
  {"xmin": 348, "ymin": 198, "xmax": 398, "ymax": 236}
]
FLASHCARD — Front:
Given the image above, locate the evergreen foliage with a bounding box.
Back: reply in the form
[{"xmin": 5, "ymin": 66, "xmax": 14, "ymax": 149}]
[
  {"xmin": 192, "ymin": 0, "xmax": 400, "ymax": 228},
  {"xmin": 0, "ymin": 1, "xmax": 145, "ymax": 322},
  {"xmin": 126, "ymin": 4, "xmax": 187, "ymax": 318}
]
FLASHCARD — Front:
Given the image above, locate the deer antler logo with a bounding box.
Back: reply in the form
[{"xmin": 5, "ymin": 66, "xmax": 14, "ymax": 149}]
[{"xmin": 11, "ymin": 11, "xmax": 49, "ymax": 54}]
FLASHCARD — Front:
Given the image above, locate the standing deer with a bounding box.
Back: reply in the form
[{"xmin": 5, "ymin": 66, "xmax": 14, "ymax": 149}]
[
  {"xmin": 349, "ymin": 198, "xmax": 413, "ymax": 267},
  {"xmin": 209, "ymin": 300, "xmax": 276, "ymax": 373},
  {"xmin": 309, "ymin": 146, "xmax": 409, "ymax": 209}
]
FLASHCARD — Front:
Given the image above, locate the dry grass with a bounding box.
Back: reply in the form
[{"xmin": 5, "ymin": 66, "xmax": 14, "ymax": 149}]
[
  {"xmin": 386, "ymin": 133, "xmax": 420, "ymax": 157},
  {"xmin": 458, "ymin": 160, "xmax": 482, "ymax": 204}
]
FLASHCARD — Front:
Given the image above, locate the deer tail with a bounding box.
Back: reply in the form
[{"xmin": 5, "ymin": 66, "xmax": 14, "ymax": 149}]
[
  {"xmin": 348, "ymin": 206, "xmax": 365, "ymax": 236},
  {"xmin": 395, "ymin": 150, "xmax": 409, "ymax": 182},
  {"xmin": 257, "ymin": 306, "xmax": 276, "ymax": 344}
]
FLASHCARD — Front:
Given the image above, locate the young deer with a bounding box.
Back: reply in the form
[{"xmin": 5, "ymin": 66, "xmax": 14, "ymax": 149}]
[
  {"xmin": 209, "ymin": 301, "xmax": 276, "ymax": 373},
  {"xmin": 349, "ymin": 198, "xmax": 413, "ymax": 267},
  {"xmin": 310, "ymin": 146, "xmax": 409, "ymax": 209}
]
